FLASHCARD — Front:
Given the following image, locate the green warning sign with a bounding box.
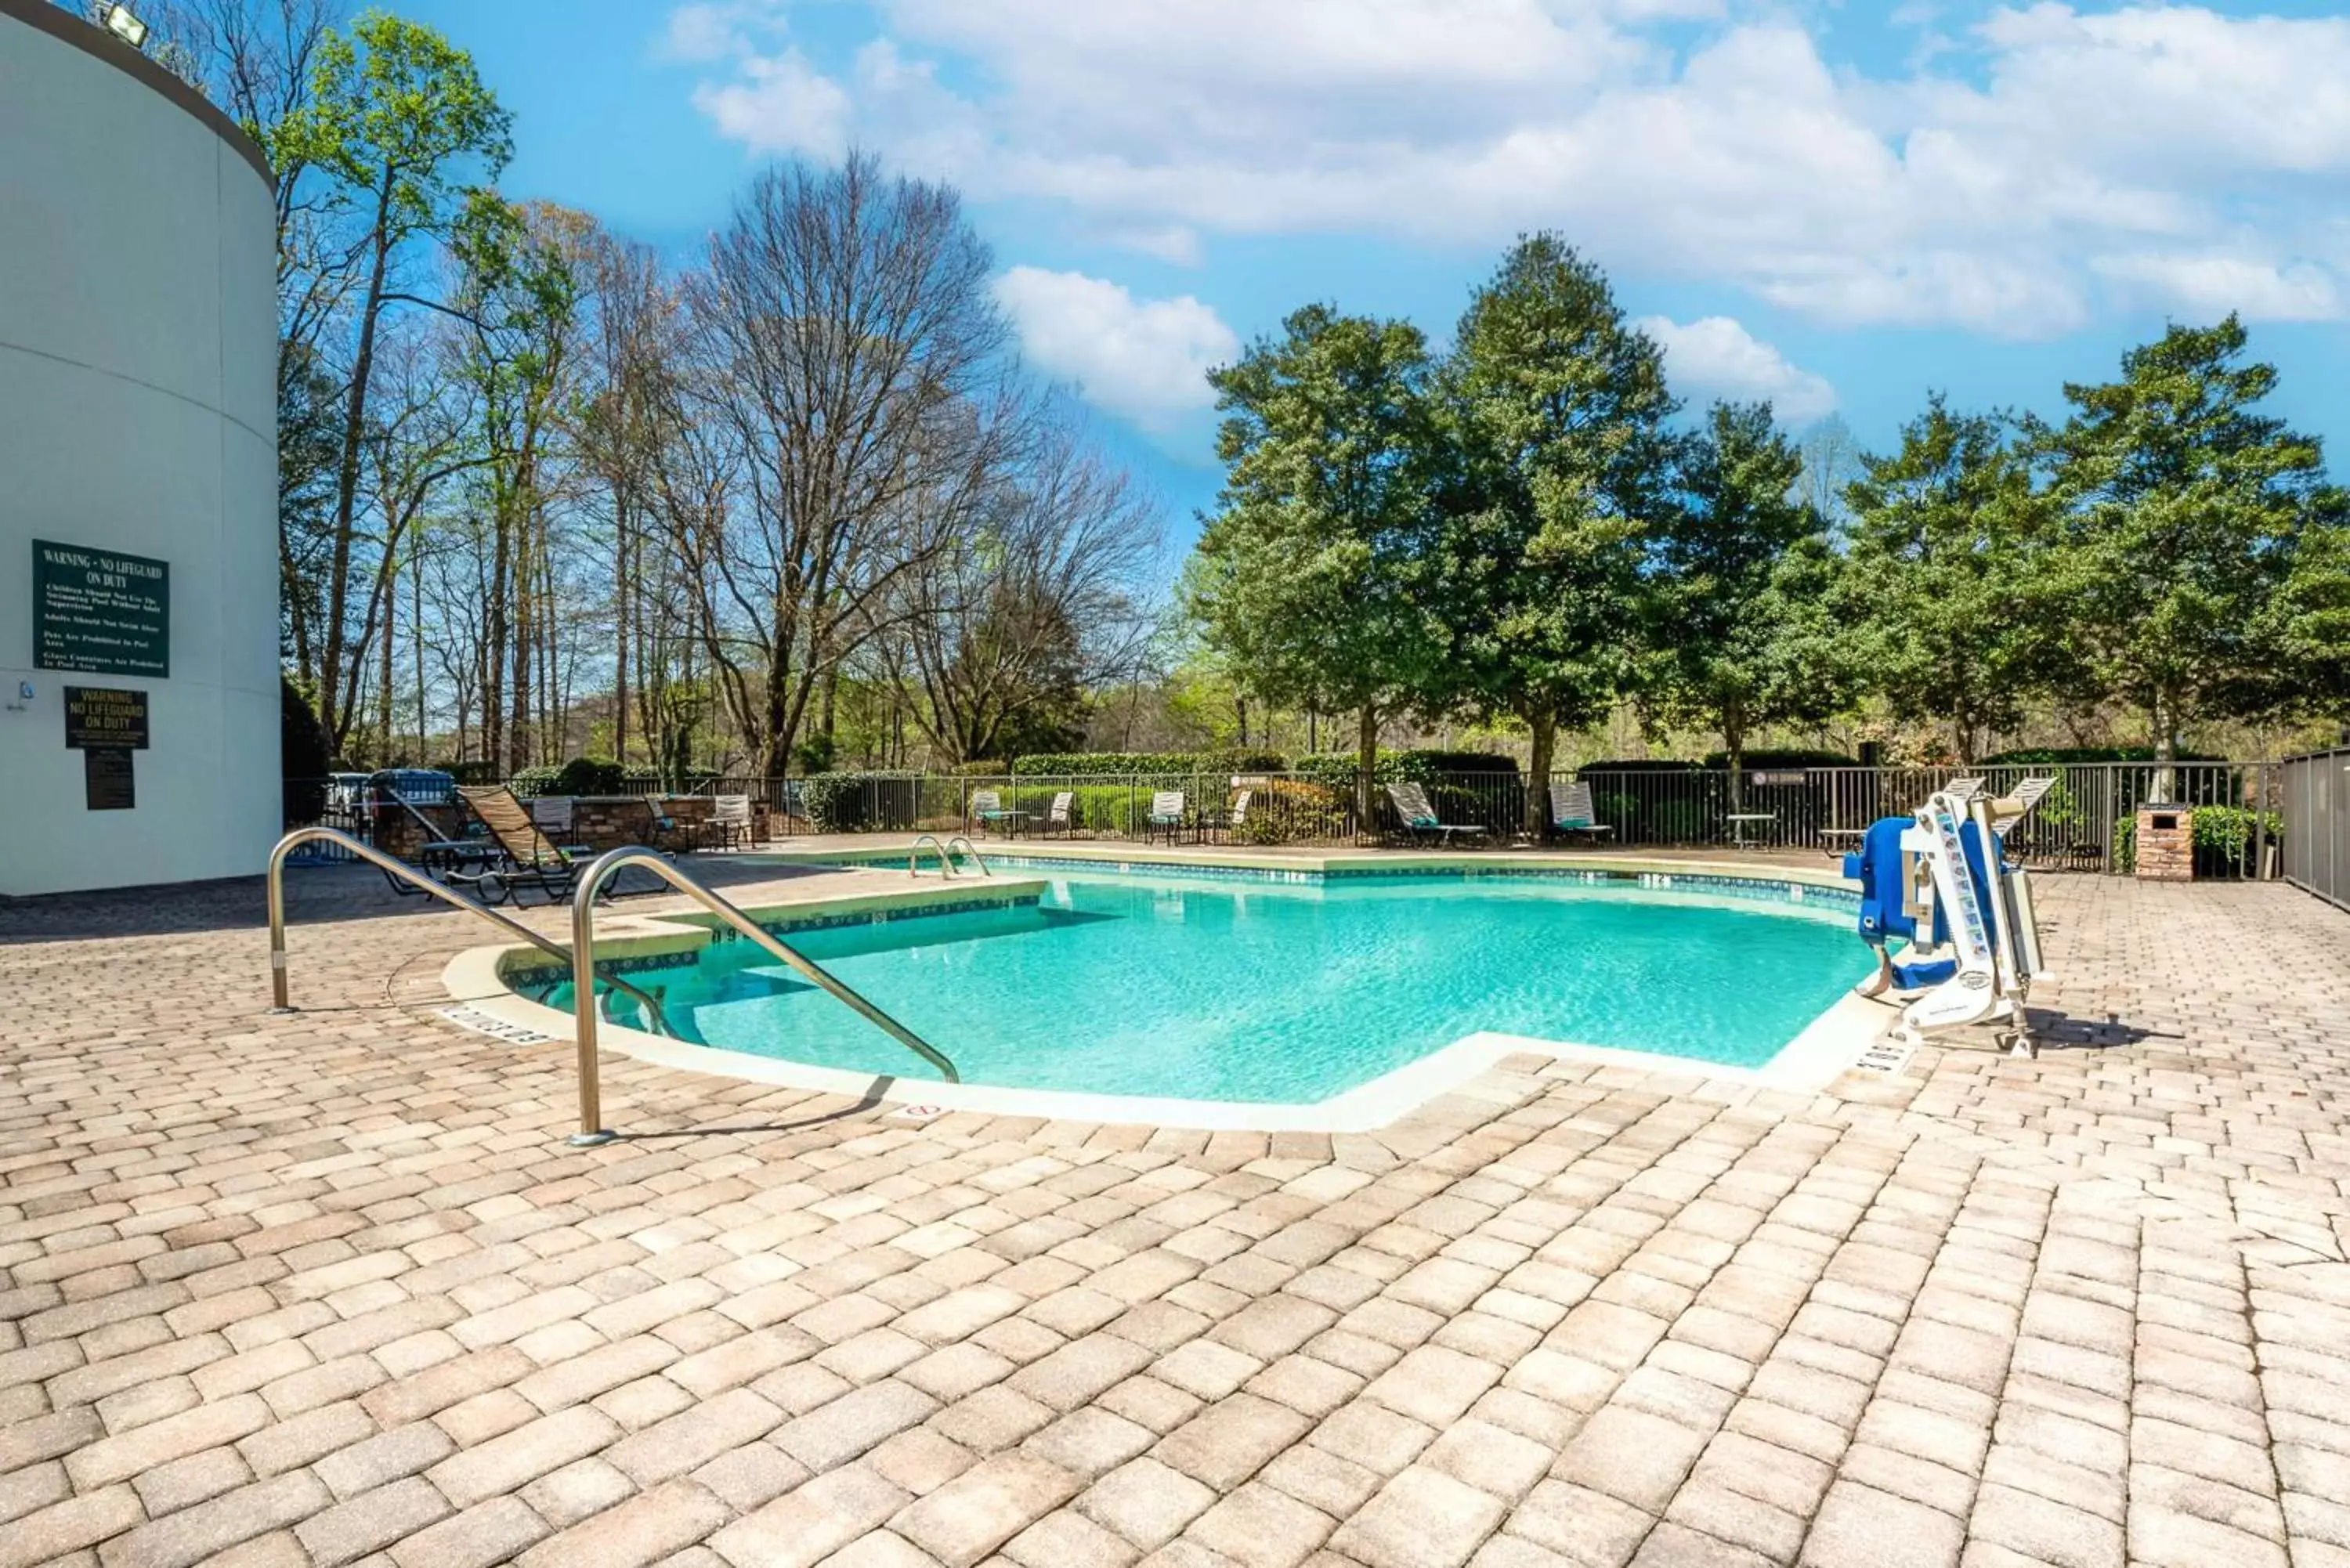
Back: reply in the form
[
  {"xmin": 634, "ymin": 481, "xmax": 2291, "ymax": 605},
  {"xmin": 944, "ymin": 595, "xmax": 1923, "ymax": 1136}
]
[{"xmin": 34, "ymin": 540, "xmax": 169, "ymax": 677}]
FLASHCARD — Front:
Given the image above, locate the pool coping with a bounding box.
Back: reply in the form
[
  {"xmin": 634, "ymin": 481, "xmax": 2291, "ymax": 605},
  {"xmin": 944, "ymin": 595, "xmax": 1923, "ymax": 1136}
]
[{"xmin": 439, "ymin": 851, "xmax": 1889, "ymax": 1133}]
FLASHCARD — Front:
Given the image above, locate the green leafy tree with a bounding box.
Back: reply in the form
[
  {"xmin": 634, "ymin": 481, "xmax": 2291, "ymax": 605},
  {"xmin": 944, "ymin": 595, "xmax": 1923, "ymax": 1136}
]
[
  {"xmin": 1840, "ymin": 398, "xmax": 2052, "ymax": 764},
  {"xmin": 1188, "ymin": 305, "xmax": 1446, "ymax": 828},
  {"xmin": 1437, "ymin": 235, "xmax": 1675, "ymax": 831},
  {"xmin": 2261, "ymin": 500, "xmax": 2350, "ymax": 734},
  {"xmin": 2040, "ymin": 317, "xmax": 2336, "ymax": 785},
  {"xmin": 1648, "ymin": 401, "xmax": 1850, "ymax": 807},
  {"xmin": 277, "ymin": 12, "xmax": 512, "ymax": 746}
]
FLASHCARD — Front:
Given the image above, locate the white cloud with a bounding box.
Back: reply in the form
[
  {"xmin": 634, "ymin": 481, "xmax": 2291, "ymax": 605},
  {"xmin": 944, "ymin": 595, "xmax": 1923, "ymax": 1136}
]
[
  {"xmin": 674, "ymin": 1, "xmax": 2350, "ymax": 335},
  {"xmin": 993, "ymin": 267, "xmax": 1239, "ymax": 434},
  {"xmin": 690, "ymin": 48, "xmax": 850, "ymax": 157},
  {"xmin": 2092, "ymin": 253, "xmax": 2344, "ymax": 321},
  {"xmin": 1636, "ymin": 316, "xmax": 1837, "ymax": 424},
  {"xmin": 660, "ymin": 4, "xmax": 743, "ymax": 61}
]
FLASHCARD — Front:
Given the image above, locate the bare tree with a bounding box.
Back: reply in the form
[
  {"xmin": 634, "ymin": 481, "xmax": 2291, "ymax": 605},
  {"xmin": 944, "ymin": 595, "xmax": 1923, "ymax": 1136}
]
[
  {"xmin": 883, "ymin": 417, "xmax": 1160, "ymax": 764},
  {"xmin": 681, "ymin": 152, "xmax": 1017, "ymax": 779}
]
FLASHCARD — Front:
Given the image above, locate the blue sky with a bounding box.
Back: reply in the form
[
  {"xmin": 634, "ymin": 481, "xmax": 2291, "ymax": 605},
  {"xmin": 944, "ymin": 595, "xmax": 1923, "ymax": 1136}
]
[{"xmin": 402, "ymin": 0, "xmax": 2350, "ymax": 551}]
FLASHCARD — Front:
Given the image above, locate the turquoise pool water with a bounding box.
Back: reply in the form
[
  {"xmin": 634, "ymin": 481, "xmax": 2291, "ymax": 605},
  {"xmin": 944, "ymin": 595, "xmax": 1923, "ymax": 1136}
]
[{"xmin": 549, "ymin": 870, "xmax": 1865, "ymax": 1104}]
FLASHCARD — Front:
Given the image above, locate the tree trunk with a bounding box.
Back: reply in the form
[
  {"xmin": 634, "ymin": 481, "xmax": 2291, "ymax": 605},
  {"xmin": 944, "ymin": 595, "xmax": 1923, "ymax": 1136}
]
[
  {"xmin": 317, "ymin": 197, "xmax": 393, "ymax": 750},
  {"xmin": 1524, "ymin": 708, "xmax": 1556, "ymax": 836},
  {"xmin": 376, "ymin": 545, "xmax": 396, "ymax": 764},
  {"xmin": 1723, "ymin": 706, "xmax": 1746, "ymax": 813},
  {"xmin": 1356, "ymin": 705, "xmax": 1379, "ymax": 840},
  {"xmin": 2151, "ymin": 695, "xmax": 2177, "ymax": 803},
  {"xmin": 613, "ymin": 500, "xmax": 630, "ymax": 764}
]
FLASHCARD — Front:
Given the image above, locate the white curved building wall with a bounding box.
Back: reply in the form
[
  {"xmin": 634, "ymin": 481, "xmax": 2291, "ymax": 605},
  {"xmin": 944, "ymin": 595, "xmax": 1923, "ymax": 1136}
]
[{"xmin": 0, "ymin": 2, "xmax": 279, "ymax": 896}]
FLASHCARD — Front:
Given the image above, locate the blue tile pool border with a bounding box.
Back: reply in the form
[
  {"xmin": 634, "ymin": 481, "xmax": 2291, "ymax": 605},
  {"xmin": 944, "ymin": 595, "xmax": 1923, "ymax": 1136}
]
[
  {"xmin": 794, "ymin": 851, "xmax": 1861, "ymax": 915},
  {"xmin": 504, "ymin": 862, "xmax": 1859, "ymax": 993},
  {"xmin": 501, "ymin": 891, "xmax": 1043, "ymax": 991}
]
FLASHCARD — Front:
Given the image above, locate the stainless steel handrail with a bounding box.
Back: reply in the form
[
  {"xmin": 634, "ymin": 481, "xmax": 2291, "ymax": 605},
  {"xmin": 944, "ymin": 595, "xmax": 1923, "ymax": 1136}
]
[
  {"xmin": 944, "ymin": 836, "xmax": 991, "ymax": 876},
  {"xmin": 908, "ymin": 834, "xmax": 956, "ymax": 877},
  {"xmin": 566, "ymin": 848, "xmax": 959, "ymax": 1145},
  {"xmin": 264, "ymin": 826, "xmax": 671, "ymax": 1035}
]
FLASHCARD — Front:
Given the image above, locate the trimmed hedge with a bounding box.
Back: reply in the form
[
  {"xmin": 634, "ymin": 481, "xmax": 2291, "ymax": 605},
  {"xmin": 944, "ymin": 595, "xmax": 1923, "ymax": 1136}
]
[
  {"xmin": 1293, "ymin": 749, "xmax": 1520, "ymax": 788},
  {"xmin": 1009, "ymin": 750, "xmax": 1289, "ymax": 777},
  {"xmin": 1980, "ymin": 746, "xmax": 2224, "ymax": 764},
  {"xmin": 1701, "ymin": 748, "xmax": 1860, "ymax": 769},
  {"xmin": 985, "ymin": 777, "xmax": 1353, "ymax": 841}
]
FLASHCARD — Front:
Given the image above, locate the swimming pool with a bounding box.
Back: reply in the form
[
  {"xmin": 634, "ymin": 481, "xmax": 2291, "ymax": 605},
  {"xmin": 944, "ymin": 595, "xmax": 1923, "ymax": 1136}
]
[{"xmin": 536, "ymin": 868, "xmax": 1867, "ymax": 1106}]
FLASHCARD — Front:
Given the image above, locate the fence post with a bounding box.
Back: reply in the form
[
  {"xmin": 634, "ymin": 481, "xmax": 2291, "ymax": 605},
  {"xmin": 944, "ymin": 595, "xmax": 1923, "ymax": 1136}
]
[{"xmin": 2253, "ymin": 761, "xmax": 2269, "ymax": 880}]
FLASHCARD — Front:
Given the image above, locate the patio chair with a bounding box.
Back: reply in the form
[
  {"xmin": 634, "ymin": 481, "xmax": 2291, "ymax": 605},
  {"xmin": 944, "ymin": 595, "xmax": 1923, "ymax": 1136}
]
[
  {"xmin": 1546, "ymin": 781, "xmax": 1614, "ymax": 845},
  {"xmin": 969, "ymin": 789, "xmax": 1026, "ymax": 838},
  {"xmin": 613, "ymin": 796, "xmax": 693, "ymax": 855},
  {"xmin": 708, "ymin": 794, "xmax": 754, "ymax": 851},
  {"xmin": 457, "ymin": 786, "xmax": 586, "ymax": 905},
  {"xmin": 1147, "ymin": 790, "xmax": 1186, "ymax": 844},
  {"xmin": 1043, "ymin": 791, "xmax": 1074, "ymax": 837},
  {"xmin": 1386, "ymin": 781, "xmax": 1488, "ymax": 847},
  {"xmin": 372, "ymin": 788, "xmax": 487, "ymax": 898},
  {"xmin": 528, "ymin": 794, "xmax": 584, "ymax": 850}
]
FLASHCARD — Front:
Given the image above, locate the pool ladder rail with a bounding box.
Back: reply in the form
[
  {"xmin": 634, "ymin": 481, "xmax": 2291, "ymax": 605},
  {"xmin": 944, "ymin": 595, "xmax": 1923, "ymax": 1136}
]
[
  {"xmin": 266, "ymin": 826, "xmax": 674, "ymax": 1036},
  {"xmin": 266, "ymin": 830, "xmax": 960, "ymax": 1147},
  {"xmin": 909, "ymin": 835, "xmax": 991, "ymax": 878}
]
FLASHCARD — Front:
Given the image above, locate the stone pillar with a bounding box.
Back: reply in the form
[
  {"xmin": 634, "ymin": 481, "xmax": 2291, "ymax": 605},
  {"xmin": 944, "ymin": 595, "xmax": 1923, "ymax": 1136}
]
[{"xmin": 2135, "ymin": 805, "xmax": 2194, "ymax": 881}]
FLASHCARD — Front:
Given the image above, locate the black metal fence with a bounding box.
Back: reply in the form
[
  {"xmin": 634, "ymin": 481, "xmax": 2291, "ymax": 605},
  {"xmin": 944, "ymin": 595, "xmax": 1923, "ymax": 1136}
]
[
  {"xmin": 2282, "ymin": 748, "xmax": 2349, "ymax": 911},
  {"xmin": 282, "ymin": 760, "xmax": 2287, "ymax": 876}
]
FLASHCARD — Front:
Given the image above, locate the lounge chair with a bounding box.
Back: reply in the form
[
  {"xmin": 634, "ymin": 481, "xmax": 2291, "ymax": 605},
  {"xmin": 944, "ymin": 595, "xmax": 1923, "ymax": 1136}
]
[
  {"xmin": 968, "ymin": 789, "xmax": 1028, "ymax": 838},
  {"xmin": 1386, "ymin": 781, "xmax": 1488, "ymax": 847},
  {"xmin": 1147, "ymin": 790, "xmax": 1186, "ymax": 844},
  {"xmin": 372, "ymin": 786, "xmax": 489, "ymax": 898},
  {"xmin": 1043, "ymin": 791, "xmax": 1074, "ymax": 837},
  {"xmin": 1547, "ymin": 781, "xmax": 1614, "ymax": 845},
  {"xmin": 457, "ymin": 786, "xmax": 585, "ymax": 905},
  {"xmin": 708, "ymin": 794, "xmax": 754, "ymax": 851}
]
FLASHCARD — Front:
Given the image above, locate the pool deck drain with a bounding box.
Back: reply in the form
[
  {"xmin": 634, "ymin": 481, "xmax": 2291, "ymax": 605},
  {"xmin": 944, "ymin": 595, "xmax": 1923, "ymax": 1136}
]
[{"xmin": 4, "ymin": 854, "xmax": 2350, "ymax": 1568}]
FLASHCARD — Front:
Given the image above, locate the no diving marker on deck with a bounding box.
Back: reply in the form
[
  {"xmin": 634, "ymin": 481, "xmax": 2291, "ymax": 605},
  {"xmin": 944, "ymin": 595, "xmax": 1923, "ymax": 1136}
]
[
  {"xmin": 1853, "ymin": 1035, "xmax": 1918, "ymax": 1076},
  {"xmin": 889, "ymin": 1104, "xmax": 946, "ymax": 1122},
  {"xmin": 436, "ymin": 1005, "xmax": 553, "ymax": 1046}
]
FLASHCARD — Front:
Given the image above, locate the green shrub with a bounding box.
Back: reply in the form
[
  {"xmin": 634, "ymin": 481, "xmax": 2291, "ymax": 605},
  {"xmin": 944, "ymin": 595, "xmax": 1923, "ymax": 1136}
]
[
  {"xmin": 1233, "ymin": 779, "xmax": 1348, "ymax": 844},
  {"xmin": 508, "ymin": 765, "xmax": 562, "ymax": 798},
  {"xmin": 1010, "ymin": 750, "xmax": 1289, "ymax": 778},
  {"xmin": 2110, "ymin": 806, "xmax": 2280, "ymax": 876},
  {"xmin": 802, "ymin": 771, "xmax": 924, "ymax": 832},
  {"xmin": 558, "ymin": 757, "xmax": 631, "ymax": 795},
  {"xmin": 280, "ymin": 676, "xmax": 331, "ymax": 826}
]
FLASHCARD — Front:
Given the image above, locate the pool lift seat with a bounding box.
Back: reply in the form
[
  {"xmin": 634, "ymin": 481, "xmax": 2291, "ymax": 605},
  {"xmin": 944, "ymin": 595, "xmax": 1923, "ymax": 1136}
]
[{"xmin": 1844, "ymin": 789, "xmax": 2048, "ymax": 1057}]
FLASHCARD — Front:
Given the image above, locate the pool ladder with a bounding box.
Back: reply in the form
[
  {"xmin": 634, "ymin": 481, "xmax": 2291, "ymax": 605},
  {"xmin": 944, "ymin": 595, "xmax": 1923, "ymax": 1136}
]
[
  {"xmin": 266, "ymin": 826, "xmax": 674, "ymax": 1036},
  {"xmin": 266, "ymin": 831, "xmax": 960, "ymax": 1147},
  {"xmin": 909, "ymin": 835, "xmax": 991, "ymax": 878}
]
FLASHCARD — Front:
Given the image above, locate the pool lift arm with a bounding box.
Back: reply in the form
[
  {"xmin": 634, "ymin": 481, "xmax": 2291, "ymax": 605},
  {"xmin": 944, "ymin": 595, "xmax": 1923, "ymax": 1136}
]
[{"xmin": 1847, "ymin": 790, "xmax": 2048, "ymax": 1057}]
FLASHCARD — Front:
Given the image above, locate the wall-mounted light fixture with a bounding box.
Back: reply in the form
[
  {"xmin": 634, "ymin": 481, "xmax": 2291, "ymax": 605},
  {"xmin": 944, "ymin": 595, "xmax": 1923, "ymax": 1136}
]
[{"xmin": 102, "ymin": 4, "xmax": 150, "ymax": 48}]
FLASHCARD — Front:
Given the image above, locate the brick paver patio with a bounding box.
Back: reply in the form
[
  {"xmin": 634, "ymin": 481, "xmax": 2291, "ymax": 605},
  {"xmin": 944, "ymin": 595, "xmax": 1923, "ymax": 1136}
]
[{"xmin": 4, "ymin": 861, "xmax": 2349, "ymax": 1568}]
